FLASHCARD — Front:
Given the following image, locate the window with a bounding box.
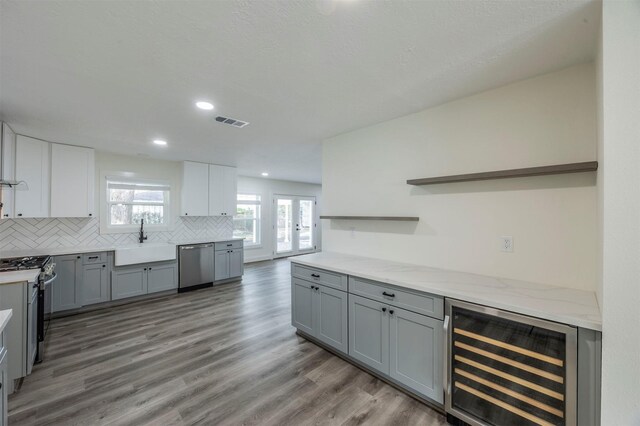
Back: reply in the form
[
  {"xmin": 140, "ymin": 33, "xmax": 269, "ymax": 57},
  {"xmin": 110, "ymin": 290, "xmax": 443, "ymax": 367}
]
[
  {"xmin": 106, "ymin": 178, "xmax": 170, "ymax": 229},
  {"xmin": 234, "ymin": 194, "xmax": 261, "ymax": 246}
]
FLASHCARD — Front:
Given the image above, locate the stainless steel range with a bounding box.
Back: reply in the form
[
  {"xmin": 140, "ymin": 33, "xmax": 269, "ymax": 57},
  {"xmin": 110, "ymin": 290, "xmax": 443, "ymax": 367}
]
[{"xmin": 0, "ymin": 256, "xmax": 57, "ymax": 364}]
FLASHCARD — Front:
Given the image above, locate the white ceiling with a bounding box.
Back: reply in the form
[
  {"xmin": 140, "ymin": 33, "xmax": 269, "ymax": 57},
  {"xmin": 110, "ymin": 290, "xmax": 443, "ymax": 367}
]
[{"xmin": 0, "ymin": 0, "xmax": 600, "ymax": 184}]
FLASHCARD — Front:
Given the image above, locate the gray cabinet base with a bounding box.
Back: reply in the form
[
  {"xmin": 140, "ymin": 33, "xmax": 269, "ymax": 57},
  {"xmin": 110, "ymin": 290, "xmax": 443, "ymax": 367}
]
[{"xmin": 294, "ymin": 329, "xmax": 445, "ymax": 413}]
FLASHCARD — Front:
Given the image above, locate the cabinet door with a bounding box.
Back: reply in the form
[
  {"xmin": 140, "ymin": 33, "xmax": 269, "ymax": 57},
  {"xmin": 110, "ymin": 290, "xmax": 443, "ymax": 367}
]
[
  {"xmin": 389, "ymin": 307, "xmax": 443, "ymax": 403},
  {"xmin": 214, "ymin": 250, "xmax": 230, "ymax": 281},
  {"xmin": 147, "ymin": 263, "xmax": 178, "ymax": 293},
  {"xmin": 50, "ymin": 144, "xmax": 95, "ymax": 218},
  {"xmin": 112, "ymin": 267, "xmax": 147, "ymax": 300},
  {"xmin": 222, "ymin": 166, "xmax": 237, "ymax": 216},
  {"xmin": 349, "ymin": 294, "xmax": 389, "ymax": 374},
  {"xmin": 181, "ymin": 161, "xmax": 209, "ymax": 216},
  {"xmin": 1, "ymin": 123, "xmax": 16, "ymax": 219},
  {"xmin": 82, "ymin": 263, "xmax": 109, "ymax": 305},
  {"xmin": 52, "ymin": 255, "xmax": 82, "ymax": 312},
  {"xmin": 15, "ymin": 136, "xmax": 50, "ymax": 218},
  {"xmin": 291, "ymin": 278, "xmax": 315, "ymax": 336},
  {"xmin": 208, "ymin": 165, "xmax": 224, "ymax": 216},
  {"xmin": 316, "ymin": 285, "xmax": 348, "ymax": 354},
  {"xmin": 0, "ymin": 348, "xmax": 7, "ymax": 426},
  {"xmin": 228, "ymin": 249, "xmax": 243, "ymax": 278}
]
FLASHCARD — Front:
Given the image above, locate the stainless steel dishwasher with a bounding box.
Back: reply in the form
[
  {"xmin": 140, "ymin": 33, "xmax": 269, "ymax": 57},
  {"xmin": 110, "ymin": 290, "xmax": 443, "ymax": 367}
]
[{"xmin": 178, "ymin": 243, "xmax": 215, "ymax": 292}]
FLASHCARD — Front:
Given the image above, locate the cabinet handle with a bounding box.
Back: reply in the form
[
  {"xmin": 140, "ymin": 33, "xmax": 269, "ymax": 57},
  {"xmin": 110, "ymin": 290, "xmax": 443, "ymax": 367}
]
[
  {"xmin": 4, "ymin": 214, "xmax": 8, "ymax": 217},
  {"xmin": 185, "ymin": 213, "xmax": 188, "ymax": 216},
  {"xmin": 149, "ymin": 267, "xmax": 152, "ymax": 270},
  {"xmin": 88, "ymin": 256, "xmax": 98, "ymax": 260},
  {"xmin": 89, "ymin": 213, "xmax": 92, "ymax": 217},
  {"xmin": 102, "ymin": 265, "xmax": 106, "ymax": 268},
  {"xmin": 382, "ymin": 307, "xmax": 387, "ymax": 312},
  {"xmin": 382, "ymin": 291, "xmax": 395, "ymax": 298},
  {"xmin": 77, "ymin": 256, "xmax": 81, "ymax": 259},
  {"xmin": 389, "ymin": 310, "xmax": 394, "ymax": 315},
  {"xmin": 144, "ymin": 268, "xmax": 147, "ymax": 271},
  {"xmin": 311, "ymin": 273, "xmax": 320, "ymax": 278},
  {"xmin": 226, "ymin": 244, "xmax": 232, "ymax": 247},
  {"xmin": 17, "ymin": 213, "xmax": 22, "ymax": 217}
]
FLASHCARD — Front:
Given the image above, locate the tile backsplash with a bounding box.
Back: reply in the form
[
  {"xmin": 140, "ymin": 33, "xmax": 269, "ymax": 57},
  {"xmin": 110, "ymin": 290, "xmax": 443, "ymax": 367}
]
[{"xmin": 0, "ymin": 216, "xmax": 233, "ymax": 251}]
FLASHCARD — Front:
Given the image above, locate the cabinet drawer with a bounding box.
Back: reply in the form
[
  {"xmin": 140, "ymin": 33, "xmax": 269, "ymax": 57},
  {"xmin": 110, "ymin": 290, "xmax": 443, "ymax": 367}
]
[
  {"xmin": 215, "ymin": 240, "xmax": 243, "ymax": 251},
  {"xmin": 291, "ymin": 264, "xmax": 347, "ymax": 292},
  {"xmin": 349, "ymin": 276, "xmax": 443, "ymax": 320},
  {"xmin": 83, "ymin": 252, "xmax": 107, "ymax": 265}
]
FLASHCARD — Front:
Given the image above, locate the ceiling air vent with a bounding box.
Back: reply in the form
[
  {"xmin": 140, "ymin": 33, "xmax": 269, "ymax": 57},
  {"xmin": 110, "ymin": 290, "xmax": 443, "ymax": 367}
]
[{"xmin": 215, "ymin": 116, "xmax": 249, "ymax": 128}]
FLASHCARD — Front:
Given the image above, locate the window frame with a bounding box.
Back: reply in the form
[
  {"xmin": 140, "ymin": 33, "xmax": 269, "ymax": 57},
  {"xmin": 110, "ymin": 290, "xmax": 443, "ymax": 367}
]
[
  {"xmin": 101, "ymin": 174, "xmax": 172, "ymax": 234},
  {"xmin": 233, "ymin": 193, "xmax": 261, "ymax": 248}
]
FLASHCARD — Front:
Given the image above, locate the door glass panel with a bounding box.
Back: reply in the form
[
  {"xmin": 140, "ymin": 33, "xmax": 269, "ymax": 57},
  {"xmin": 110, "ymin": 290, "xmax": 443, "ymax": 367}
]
[
  {"xmin": 298, "ymin": 199, "xmax": 314, "ymax": 251},
  {"xmin": 276, "ymin": 199, "xmax": 293, "ymax": 253}
]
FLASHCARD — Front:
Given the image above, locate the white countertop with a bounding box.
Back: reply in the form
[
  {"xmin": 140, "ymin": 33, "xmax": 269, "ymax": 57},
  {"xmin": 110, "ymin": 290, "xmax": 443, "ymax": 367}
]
[
  {"xmin": 0, "ymin": 309, "xmax": 12, "ymax": 334},
  {"xmin": 292, "ymin": 252, "xmax": 601, "ymax": 331},
  {"xmin": 0, "ymin": 269, "xmax": 40, "ymax": 286},
  {"xmin": 169, "ymin": 237, "xmax": 244, "ymax": 246},
  {"xmin": 0, "ymin": 237, "xmax": 241, "ymax": 259}
]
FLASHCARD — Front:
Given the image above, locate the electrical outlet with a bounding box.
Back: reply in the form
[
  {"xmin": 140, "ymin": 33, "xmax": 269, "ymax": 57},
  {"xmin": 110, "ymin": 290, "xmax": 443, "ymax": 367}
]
[{"xmin": 500, "ymin": 236, "xmax": 514, "ymax": 253}]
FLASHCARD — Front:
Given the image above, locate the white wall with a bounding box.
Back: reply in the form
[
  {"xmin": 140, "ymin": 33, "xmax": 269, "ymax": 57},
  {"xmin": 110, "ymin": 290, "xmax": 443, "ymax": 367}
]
[
  {"xmin": 599, "ymin": 1, "xmax": 640, "ymax": 424},
  {"xmin": 323, "ymin": 63, "xmax": 597, "ymax": 291},
  {"xmin": 237, "ymin": 176, "xmax": 322, "ymax": 263}
]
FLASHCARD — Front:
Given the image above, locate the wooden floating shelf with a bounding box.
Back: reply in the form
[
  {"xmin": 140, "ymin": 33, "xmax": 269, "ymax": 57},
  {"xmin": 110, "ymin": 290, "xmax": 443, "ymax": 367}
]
[
  {"xmin": 407, "ymin": 161, "xmax": 598, "ymax": 186},
  {"xmin": 320, "ymin": 216, "xmax": 419, "ymax": 222}
]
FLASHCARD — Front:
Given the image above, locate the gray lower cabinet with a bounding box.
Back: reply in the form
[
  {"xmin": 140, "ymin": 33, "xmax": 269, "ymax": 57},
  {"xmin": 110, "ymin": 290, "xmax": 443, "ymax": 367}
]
[
  {"xmin": 147, "ymin": 263, "xmax": 178, "ymax": 293},
  {"xmin": 347, "ymin": 293, "xmax": 444, "ymax": 402},
  {"xmin": 389, "ymin": 306, "xmax": 443, "ymax": 403},
  {"xmin": 291, "ymin": 278, "xmax": 348, "ymax": 354},
  {"xmin": 214, "ymin": 248, "xmax": 243, "ymax": 281},
  {"xmin": 214, "ymin": 251, "xmax": 229, "ymax": 281},
  {"xmin": 348, "ymin": 294, "xmax": 389, "ymax": 373},
  {"xmin": 82, "ymin": 262, "xmax": 110, "ymax": 305},
  {"xmin": 0, "ymin": 345, "xmax": 7, "ymax": 426},
  {"xmin": 315, "ymin": 284, "xmax": 348, "ymax": 353},
  {"xmin": 112, "ymin": 261, "xmax": 177, "ymax": 300},
  {"xmin": 291, "ymin": 278, "xmax": 315, "ymax": 335},
  {"xmin": 112, "ymin": 266, "xmax": 148, "ymax": 300},
  {"xmin": 52, "ymin": 255, "xmax": 83, "ymax": 312}
]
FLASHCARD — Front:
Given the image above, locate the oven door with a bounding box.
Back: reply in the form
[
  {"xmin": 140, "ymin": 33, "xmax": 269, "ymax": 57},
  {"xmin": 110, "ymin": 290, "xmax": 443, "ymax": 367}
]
[{"xmin": 27, "ymin": 284, "xmax": 38, "ymax": 374}]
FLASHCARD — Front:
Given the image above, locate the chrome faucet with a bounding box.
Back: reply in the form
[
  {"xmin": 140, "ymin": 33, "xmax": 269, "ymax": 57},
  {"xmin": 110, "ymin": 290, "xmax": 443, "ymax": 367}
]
[{"xmin": 139, "ymin": 219, "xmax": 148, "ymax": 243}]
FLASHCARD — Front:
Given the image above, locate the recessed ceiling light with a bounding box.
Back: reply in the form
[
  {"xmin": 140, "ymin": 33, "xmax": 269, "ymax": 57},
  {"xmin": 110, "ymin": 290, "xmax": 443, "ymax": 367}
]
[
  {"xmin": 261, "ymin": 172, "xmax": 269, "ymax": 177},
  {"xmin": 196, "ymin": 101, "xmax": 214, "ymax": 110},
  {"xmin": 153, "ymin": 139, "xmax": 167, "ymax": 146}
]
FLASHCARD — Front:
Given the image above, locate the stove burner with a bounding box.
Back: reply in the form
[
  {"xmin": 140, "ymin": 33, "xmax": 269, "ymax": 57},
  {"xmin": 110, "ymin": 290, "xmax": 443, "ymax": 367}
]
[{"xmin": 0, "ymin": 255, "xmax": 51, "ymax": 272}]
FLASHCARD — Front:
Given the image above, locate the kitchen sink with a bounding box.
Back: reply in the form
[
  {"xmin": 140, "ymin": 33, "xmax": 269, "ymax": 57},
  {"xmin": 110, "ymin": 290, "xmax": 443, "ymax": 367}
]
[{"xmin": 114, "ymin": 242, "xmax": 177, "ymax": 266}]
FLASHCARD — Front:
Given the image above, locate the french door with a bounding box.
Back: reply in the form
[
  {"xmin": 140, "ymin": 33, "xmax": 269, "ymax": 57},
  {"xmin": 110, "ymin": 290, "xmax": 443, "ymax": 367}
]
[{"xmin": 274, "ymin": 195, "xmax": 316, "ymax": 257}]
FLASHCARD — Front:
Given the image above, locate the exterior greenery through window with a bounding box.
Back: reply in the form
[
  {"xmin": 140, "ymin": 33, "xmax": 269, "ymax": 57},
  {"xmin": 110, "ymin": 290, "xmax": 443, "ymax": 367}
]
[
  {"xmin": 234, "ymin": 194, "xmax": 261, "ymax": 246},
  {"xmin": 106, "ymin": 178, "xmax": 170, "ymax": 228}
]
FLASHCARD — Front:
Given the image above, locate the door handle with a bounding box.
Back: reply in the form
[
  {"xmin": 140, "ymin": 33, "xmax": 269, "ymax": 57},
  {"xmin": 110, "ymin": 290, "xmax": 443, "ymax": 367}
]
[{"xmin": 443, "ymin": 314, "xmax": 450, "ymax": 397}]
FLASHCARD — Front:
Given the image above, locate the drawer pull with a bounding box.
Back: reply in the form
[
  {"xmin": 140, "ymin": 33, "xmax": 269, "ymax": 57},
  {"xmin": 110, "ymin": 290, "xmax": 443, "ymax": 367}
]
[
  {"xmin": 311, "ymin": 273, "xmax": 320, "ymax": 278},
  {"xmin": 382, "ymin": 291, "xmax": 395, "ymax": 298},
  {"xmin": 88, "ymin": 256, "xmax": 99, "ymax": 260}
]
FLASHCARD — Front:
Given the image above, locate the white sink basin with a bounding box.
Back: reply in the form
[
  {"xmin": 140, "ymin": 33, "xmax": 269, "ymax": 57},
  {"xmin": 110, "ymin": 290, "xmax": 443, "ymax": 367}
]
[{"xmin": 114, "ymin": 243, "xmax": 177, "ymax": 266}]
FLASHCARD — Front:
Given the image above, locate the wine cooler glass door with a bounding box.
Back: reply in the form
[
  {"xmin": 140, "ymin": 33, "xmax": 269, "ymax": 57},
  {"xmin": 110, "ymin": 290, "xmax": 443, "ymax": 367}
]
[{"xmin": 445, "ymin": 300, "xmax": 577, "ymax": 426}]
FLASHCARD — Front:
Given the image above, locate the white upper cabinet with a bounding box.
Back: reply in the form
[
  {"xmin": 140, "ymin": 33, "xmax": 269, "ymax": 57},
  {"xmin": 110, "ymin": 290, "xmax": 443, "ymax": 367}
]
[
  {"xmin": 50, "ymin": 144, "xmax": 95, "ymax": 218},
  {"xmin": 208, "ymin": 164, "xmax": 237, "ymax": 216},
  {"xmin": 14, "ymin": 135, "xmax": 50, "ymax": 218},
  {"xmin": 1, "ymin": 123, "xmax": 16, "ymax": 219},
  {"xmin": 181, "ymin": 161, "xmax": 209, "ymax": 216}
]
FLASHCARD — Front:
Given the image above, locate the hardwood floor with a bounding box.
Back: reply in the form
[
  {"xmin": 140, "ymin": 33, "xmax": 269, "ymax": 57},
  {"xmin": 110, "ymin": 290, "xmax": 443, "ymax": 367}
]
[{"xmin": 8, "ymin": 259, "xmax": 446, "ymax": 426}]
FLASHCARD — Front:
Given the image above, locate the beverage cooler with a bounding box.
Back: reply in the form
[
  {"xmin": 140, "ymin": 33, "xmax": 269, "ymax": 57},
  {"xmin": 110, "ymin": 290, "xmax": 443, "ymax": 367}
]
[{"xmin": 444, "ymin": 300, "xmax": 581, "ymax": 426}]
